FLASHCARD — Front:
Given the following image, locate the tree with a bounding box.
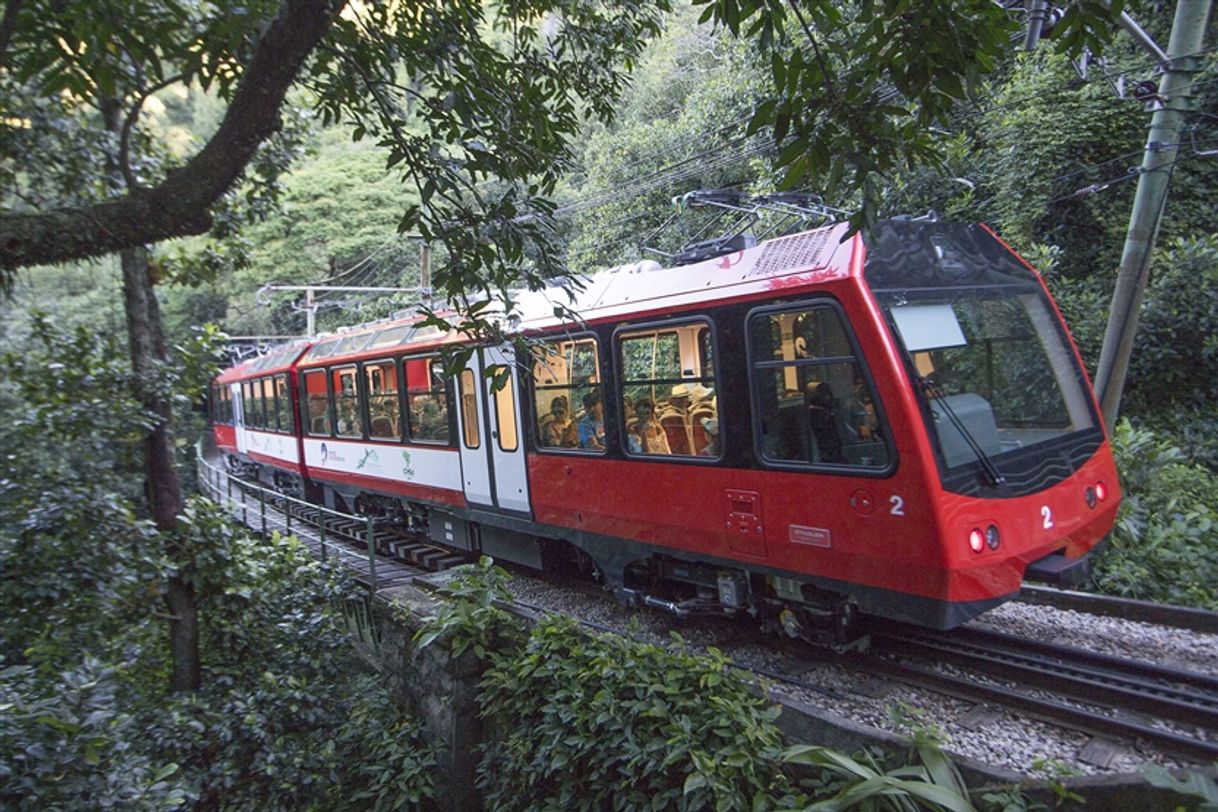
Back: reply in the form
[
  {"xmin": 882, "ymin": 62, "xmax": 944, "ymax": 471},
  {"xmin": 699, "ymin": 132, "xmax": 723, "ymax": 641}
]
[{"xmin": 1, "ymin": 0, "xmax": 669, "ymax": 693}]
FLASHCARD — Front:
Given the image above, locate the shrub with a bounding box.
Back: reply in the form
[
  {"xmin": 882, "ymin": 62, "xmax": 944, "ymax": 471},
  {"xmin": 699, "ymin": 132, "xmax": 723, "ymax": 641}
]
[
  {"xmin": 0, "ymin": 659, "xmax": 189, "ymax": 811},
  {"xmin": 1091, "ymin": 421, "xmax": 1218, "ymax": 609},
  {"xmin": 477, "ymin": 615, "xmax": 800, "ymax": 811}
]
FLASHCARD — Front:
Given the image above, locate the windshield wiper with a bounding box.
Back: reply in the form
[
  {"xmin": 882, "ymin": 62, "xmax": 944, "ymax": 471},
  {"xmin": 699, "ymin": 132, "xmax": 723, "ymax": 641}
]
[{"xmin": 919, "ymin": 377, "xmax": 1007, "ymax": 488}]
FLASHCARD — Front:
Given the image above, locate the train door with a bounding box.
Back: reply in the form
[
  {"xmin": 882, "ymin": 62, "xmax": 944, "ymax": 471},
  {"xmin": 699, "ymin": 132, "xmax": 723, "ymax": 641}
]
[
  {"xmin": 483, "ymin": 345, "xmax": 531, "ymax": 514},
  {"xmin": 454, "ymin": 347, "xmax": 532, "ymax": 514},
  {"xmin": 232, "ymin": 382, "xmax": 247, "ymax": 455}
]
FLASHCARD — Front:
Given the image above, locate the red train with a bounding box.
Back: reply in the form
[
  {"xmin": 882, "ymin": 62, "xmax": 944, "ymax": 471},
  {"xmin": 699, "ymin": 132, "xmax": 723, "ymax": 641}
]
[{"xmin": 211, "ymin": 219, "xmax": 1120, "ymax": 634}]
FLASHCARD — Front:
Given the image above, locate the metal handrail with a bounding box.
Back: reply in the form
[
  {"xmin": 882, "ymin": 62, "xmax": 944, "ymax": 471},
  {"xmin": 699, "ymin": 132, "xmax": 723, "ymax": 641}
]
[{"xmin": 195, "ymin": 451, "xmax": 380, "ymax": 593}]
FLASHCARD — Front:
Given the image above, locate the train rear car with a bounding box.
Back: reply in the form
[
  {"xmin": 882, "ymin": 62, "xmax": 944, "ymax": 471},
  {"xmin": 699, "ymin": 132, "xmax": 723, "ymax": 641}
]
[{"xmin": 211, "ymin": 342, "xmax": 312, "ymax": 495}]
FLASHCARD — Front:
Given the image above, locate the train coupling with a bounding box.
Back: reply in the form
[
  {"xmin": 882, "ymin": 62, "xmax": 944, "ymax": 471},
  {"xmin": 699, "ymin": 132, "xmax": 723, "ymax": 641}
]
[{"xmin": 1024, "ymin": 549, "xmax": 1095, "ymax": 589}]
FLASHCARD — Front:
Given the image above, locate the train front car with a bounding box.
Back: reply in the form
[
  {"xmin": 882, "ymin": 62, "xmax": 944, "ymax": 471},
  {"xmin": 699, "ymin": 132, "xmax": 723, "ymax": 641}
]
[{"xmin": 861, "ymin": 220, "xmax": 1120, "ymax": 627}]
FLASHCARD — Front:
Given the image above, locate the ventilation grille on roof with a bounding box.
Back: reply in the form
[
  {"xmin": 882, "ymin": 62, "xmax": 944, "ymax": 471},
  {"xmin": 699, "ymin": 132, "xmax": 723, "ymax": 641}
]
[{"xmin": 749, "ymin": 229, "xmax": 834, "ymax": 276}]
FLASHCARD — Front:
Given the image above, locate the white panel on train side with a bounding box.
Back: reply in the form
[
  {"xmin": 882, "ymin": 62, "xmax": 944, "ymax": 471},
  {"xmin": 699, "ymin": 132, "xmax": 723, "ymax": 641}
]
[
  {"xmin": 484, "ymin": 345, "xmax": 531, "ymax": 515},
  {"xmin": 232, "ymin": 383, "xmax": 247, "ymax": 455},
  {"xmin": 302, "ymin": 438, "xmax": 463, "ymax": 493},
  {"xmin": 455, "ymin": 352, "xmax": 494, "ymax": 507},
  {"xmin": 244, "ymin": 430, "xmax": 300, "ymax": 465}
]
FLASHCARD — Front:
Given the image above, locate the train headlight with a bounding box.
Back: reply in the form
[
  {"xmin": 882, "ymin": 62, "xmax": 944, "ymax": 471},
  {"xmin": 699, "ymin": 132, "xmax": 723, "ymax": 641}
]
[
  {"xmin": 968, "ymin": 528, "xmax": 986, "ymax": 554},
  {"xmin": 986, "ymin": 524, "xmax": 1001, "ymax": 550},
  {"xmin": 1095, "ymin": 481, "xmax": 1108, "ymax": 502}
]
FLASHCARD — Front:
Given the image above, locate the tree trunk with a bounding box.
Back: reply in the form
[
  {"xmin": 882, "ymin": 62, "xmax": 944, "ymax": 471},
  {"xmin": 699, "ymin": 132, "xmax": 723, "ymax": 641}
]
[{"xmin": 120, "ymin": 246, "xmax": 200, "ymax": 693}]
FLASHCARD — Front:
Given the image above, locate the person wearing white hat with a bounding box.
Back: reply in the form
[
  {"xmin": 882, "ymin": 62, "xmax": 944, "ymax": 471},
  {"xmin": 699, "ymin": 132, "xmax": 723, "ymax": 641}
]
[{"xmin": 661, "ymin": 383, "xmax": 692, "ymax": 420}]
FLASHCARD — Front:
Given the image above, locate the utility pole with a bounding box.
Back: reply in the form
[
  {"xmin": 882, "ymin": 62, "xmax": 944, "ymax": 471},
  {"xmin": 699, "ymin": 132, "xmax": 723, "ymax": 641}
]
[
  {"xmin": 305, "ymin": 286, "xmax": 316, "ymax": 337},
  {"xmin": 1092, "ymin": 0, "xmax": 1212, "ymax": 431}
]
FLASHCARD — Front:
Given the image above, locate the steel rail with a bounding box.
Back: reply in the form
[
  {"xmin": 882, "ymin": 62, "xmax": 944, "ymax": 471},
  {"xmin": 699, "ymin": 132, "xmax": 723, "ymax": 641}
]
[
  {"xmin": 1019, "ymin": 584, "xmax": 1218, "ymax": 634},
  {"xmin": 853, "ymin": 653, "xmax": 1218, "ymax": 764},
  {"xmin": 946, "ymin": 626, "xmax": 1218, "ymax": 693},
  {"xmin": 871, "ymin": 627, "xmax": 1218, "ymax": 730}
]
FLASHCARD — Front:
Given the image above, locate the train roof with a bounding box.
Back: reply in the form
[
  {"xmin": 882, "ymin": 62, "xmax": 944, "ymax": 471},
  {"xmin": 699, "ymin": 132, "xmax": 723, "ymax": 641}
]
[
  {"xmin": 289, "ymin": 219, "xmax": 857, "ymax": 369},
  {"xmin": 216, "ymin": 341, "xmax": 312, "ymax": 383}
]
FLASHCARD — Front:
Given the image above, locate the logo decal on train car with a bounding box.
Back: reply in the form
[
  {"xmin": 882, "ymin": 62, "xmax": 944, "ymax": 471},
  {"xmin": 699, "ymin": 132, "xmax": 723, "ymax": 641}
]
[
  {"xmin": 789, "ymin": 525, "xmax": 831, "ymax": 548},
  {"xmin": 357, "ymin": 449, "xmax": 380, "ymax": 471},
  {"xmin": 401, "ymin": 450, "xmax": 415, "ymax": 479},
  {"xmin": 320, "ymin": 442, "xmax": 328, "ymax": 462}
]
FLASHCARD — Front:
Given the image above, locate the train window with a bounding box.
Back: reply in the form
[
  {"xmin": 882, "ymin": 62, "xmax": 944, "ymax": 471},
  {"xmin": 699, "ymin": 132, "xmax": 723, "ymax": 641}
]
[
  {"xmin": 368, "ymin": 325, "xmax": 410, "ymax": 350},
  {"xmin": 531, "ymin": 337, "xmax": 601, "ymax": 452},
  {"xmin": 489, "ymin": 365, "xmax": 519, "ymax": 452},
  {"xmin": 303, "ymin": 370, "xmax": 330, "ymax": 436},
  {"xmin": 365, "ymin": 359, "xmax": 401, "ymax": 440},
  {"xmin": 303, "ymin": 339, "xmax": 340, "ymax": 362},
  {"xmin": 459, "ymin": 369, "xmax": 480, "ymax": 449},
  {"xmin": 748, "ymin": 305, "xmax": 889, "ymax": 468},
  {"xmin": 274, "ymin": 374, "xmax": 292, "ymax": 433},
  {"xmin": 261, "ymin": 377, "xmax": 277, "ymax": 431},
  {"xmin": 617, "ymin": 323, "xmax": 718, "ymax": 458},
  {"xmin": 405, "ymin": 357, "xmax": 450, "ymax": 444},
  {"xmin": 241, "ymin": 380, "xmax": 258, "ymax": 429},
  {"xmin": 332, "ymin": 366, "xmax": 362, "ymax": 438},
  {"xmin": 334, "ymin": 332, "xmax": 373, "ymax": 357}
]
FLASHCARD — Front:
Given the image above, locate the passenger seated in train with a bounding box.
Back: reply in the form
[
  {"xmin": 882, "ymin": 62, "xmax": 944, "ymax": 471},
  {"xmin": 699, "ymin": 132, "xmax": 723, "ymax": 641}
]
[
  {"xmin": 850, "ymin": 373, "xmax": 878, "ymax": 441},
  {"xmin": 806, "ymin": 381, "xmax": 845, "ymax": 463},
  {"xmin": 699, "ymin": 418, "xmax": 720, "ymax": 457},
  {"xmin": 658, "ymin": 384, "xmax": 694, "ymax": 454},
  {"xmin": 540, "ymin": 396, "xmax": 572, "ymax": 447},
  {"xmin": 660, "ymin": 384, "xmax": 692, "ymax": 420},
  {"xmin": 628, "ymin": 398, "xmax": 671, "ymax": 455},
  {"xmin": 577, "ymin": 392, "xmax": 605, "ymax": 450}
]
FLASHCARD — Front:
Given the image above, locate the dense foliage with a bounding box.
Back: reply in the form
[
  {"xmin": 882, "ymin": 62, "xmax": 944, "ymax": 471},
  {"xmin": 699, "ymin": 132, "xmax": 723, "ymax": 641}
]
[
  {"xmin": 0, "ymin": 319, "xmax": 435, "ymax": 810},
  {"xmin": 1093, "ymin": 421, "xmax": 1218, "ymax": 609},
  {"xmin": 417, "ymin": 561, "xmax": 991, "ymax": 811}
]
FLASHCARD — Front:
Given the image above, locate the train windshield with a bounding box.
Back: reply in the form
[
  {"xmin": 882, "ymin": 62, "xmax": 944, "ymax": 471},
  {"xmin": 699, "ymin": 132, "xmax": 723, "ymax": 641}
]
[{"xmin": 865, "ymin": 221, "xmax": 1101, "ymax": 496}]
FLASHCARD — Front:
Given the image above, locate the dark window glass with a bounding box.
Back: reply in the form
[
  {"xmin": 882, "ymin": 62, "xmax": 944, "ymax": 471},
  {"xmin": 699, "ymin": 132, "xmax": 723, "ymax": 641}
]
[
  {"xmin": 261, "ymin": 377, "xmax": 277, "ymax": 431},
  {"xmin": 274, "ymin": 374, "xmax": 292, "ymax": 433},
  {"xmin": 365, "ymin": 359, "xmax": 401, "ymax": 440},
  {"xmin": 405, "ymin": 357, "xmax": 450, "ymax": 443},
  {"xmin": 333, "ymin": 367, "xmax": 362, "ymax": 438},
  {"xmin": 303, "ymin": 370, "xmax": 330, "ymax": 436},
  {"xmin": 749, "ymin": 306, "xmax": 888, "ymax": 468}
]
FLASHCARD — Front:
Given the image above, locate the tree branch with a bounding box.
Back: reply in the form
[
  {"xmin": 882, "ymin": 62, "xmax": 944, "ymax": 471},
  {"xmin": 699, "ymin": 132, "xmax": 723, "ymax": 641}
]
[
  {"xmin": 0, "ymin": 0, "xmax": 346, "ymax": 273},
  {"xmin": 120, "ymin": 71, "xmax": 189, "ymax": 191}
]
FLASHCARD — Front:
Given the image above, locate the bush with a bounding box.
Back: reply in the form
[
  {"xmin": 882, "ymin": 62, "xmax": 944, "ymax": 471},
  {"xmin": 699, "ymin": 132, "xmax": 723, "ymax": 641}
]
[
  {"xmin": 1091, "ymin": 421, "xmax": 1218, "ymax": 609},
  {"xmin": 0, "ymin": 496, "xmax": 436, "ymax": 810},
  {"xmin": 478, "ymin": 616, "xmax": 800, "ymax": 811},
  {"xmin": 0, "ymin": 659, "xmax": 189, "ymax": 811}
]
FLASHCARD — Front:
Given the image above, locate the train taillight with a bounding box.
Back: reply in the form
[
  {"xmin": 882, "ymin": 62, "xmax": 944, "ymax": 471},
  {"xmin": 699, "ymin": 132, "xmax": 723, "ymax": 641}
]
[
  {"xmin": 968, "ymin": 528, "xmax": 985, "ymax": 554},
  {"xmin": 1095, "ymin": 481, "xmax": 1108, "ymax": 502}
]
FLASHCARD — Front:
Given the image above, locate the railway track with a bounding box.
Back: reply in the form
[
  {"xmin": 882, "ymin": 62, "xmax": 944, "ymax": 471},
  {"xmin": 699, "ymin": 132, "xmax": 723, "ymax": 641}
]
[
  {"xmin": 205, "ymin": 461, "xmax": 1218, "ymax": 765},
  {"xmin": 856, "ymin": 622, "xmax": 1218, "ymax": 763},
  {"xmin": 203, "ymin": 462, "xmax": 473, "ymax": 589}
]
